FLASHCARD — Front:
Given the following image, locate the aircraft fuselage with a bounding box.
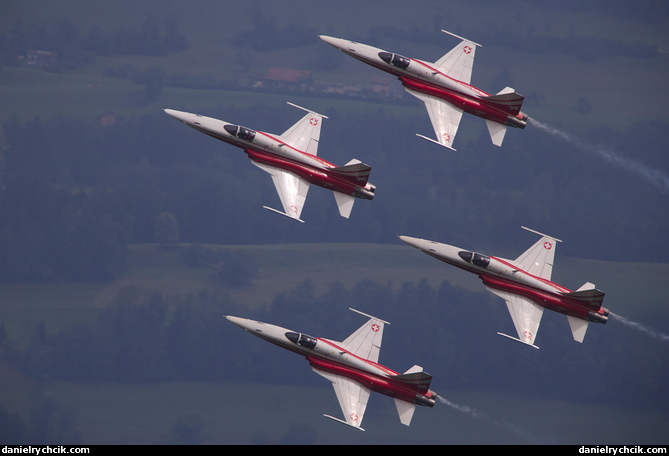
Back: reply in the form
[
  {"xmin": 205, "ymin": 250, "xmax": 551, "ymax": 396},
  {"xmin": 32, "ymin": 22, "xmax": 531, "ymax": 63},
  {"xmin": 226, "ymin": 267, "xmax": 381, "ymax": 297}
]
[
  {"xmin": 164, "ymin": 109, "xmax": 374, "ymax": 200},
  {"xmin": 225, "ymin": 316, "xmax": 437, "ymax": 408},
  {"xmin": 399, "ymin": 236, "xmax": 608, "ymax": 324},
  {"xmin": 319, "ymin": 36, "xmax": 527, "ymax": 129}
]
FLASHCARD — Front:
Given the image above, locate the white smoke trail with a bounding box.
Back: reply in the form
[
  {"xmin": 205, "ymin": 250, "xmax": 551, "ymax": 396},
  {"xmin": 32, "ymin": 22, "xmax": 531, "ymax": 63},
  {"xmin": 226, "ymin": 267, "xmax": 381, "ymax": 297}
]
[
  {"xmin": 609, "ymin": 312, "xmax": 669, "ymax": 342},
  {"xmin": 528, "ymin": 118, "xmax": 669, "ymax": 195},
  {"xmin": 438, "ymin": 396, "xmax": 489, "ymax": 420},
  {"xmin": 438, "ymin": 396, "xmax": 542, "ymax": 443}
]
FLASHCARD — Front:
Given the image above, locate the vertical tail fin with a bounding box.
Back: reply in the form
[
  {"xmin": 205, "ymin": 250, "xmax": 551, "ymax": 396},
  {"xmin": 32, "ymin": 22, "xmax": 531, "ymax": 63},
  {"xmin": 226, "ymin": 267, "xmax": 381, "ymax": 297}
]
[
  {"xmin": 330, "ymin": 159, "xmax": 372, "ymax": 186},
  {"xmin": 482, "ymin": 87, "xmax": 525, "ymax": 115},
  {"xmin": 393, "ymin": 365, "xmax": 433, "ymax": 393},
  {"xmin": 562, "ymin": 283, "xmax": 605, "ymax": 310}
]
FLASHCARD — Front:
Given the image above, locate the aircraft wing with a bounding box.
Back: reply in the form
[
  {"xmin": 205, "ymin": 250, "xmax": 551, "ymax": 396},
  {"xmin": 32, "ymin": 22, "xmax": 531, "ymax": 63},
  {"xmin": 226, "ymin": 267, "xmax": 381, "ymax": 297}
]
[
  {"xmin": 513, "ymin": 226, "xmax": 563, "ymax": 280},
  {"xmin": 434, "ymin": 30, "xmax": 481, "ymax": 85},
  {"xmin": 315, "ymin": 368, "xmax": 371, "ymax": 431},
  {"xmin": 486, "ymin": 286, "xmax": 544, "ymax": 348},
  {"xmin": 250, "ymin": 161, "xmax": 310, "ymax": 222},
  {"xmin": 278, "ymin": 103, "xmax": 328, "ymax": 156},
  {"xmin": 339, "ymin": 309, "xmax": 389, "ymax": 364},
  {"xmin": 406, "ymin": 88, "xmax": 463, "ymax": 150}
]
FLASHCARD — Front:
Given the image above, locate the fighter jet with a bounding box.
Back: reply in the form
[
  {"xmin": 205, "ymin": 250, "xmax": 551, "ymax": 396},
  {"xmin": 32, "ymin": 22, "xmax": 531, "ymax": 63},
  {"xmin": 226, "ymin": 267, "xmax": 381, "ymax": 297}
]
[
  {"xmin": 164, "ymin": 103, "xmax": 375, "ymax": 222},
  {"xmin": 225, "ymin": 309, "xmax": 438, "ymax": 430},
  {"xmin": 400, "ymin": 227, "xmax": 609, "ymax": 348},
  {"xmin": 320, "ymin": 31, "xmax": 528, "ymax": 150}
]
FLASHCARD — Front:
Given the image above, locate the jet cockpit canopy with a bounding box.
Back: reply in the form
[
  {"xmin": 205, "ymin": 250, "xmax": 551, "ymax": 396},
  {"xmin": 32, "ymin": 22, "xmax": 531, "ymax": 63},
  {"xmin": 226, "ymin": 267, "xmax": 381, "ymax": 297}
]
[
  {"xmin": 285, "ymin": 332, "xmax": 317, "ymax": 350},
  {"xmin": 458, "ymin": 251, "xmax": 491, "ymax": 268},
  {"xmin": 224, "ymin": 124, "xmax": 256, "ymax": 142},
  {"xmin": 378, "ymin": 51, "xmax": 410, "ymax": 70}
]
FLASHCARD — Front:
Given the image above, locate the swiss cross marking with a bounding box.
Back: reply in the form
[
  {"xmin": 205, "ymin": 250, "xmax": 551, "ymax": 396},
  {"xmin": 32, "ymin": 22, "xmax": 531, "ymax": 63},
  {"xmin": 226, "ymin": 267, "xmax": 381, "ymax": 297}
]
[
  {"xmin": 371, "ymin": 324, "xmax": 380, "ymax": 332},
  {"xmin": 309, "ymin": 118, "xmax": 319, "ymax": 126}
]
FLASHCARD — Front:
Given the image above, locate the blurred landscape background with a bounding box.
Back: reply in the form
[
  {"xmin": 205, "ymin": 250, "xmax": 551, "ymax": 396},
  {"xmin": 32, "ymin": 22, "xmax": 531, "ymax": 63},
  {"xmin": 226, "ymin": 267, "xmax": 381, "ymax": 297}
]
[{"xmin": 0, "ymin": 0, "xmax": 667, "ymax": 444}]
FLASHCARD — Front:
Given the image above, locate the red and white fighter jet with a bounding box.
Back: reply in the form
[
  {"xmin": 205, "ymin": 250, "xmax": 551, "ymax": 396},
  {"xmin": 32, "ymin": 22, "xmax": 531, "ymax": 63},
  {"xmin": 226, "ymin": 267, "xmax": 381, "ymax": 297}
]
[
  {"xmin": 320, "ymin": 31, "xmax": 528, "ymax": 150},
  {"xmin": 164, "ymin": 103, "xmax": 375, "ymax": 222},
  {"xmin": 400, "ymin": 227, "xmax": 609, "ymax": 348},
  {"xmin": 225, "ymin": 309, "xmax": 438, "ymax": 430}
]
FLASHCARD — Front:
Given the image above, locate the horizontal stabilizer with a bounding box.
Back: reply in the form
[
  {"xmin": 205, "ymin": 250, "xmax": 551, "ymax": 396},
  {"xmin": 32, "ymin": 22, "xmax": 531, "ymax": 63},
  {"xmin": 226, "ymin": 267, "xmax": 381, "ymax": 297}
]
[
  {"xmin": 485, "ymin": 119, "xmax": 507, "ymax": 147},
  {"xmin": 392, "ymin": 369, "xmax": 433, "ymax": 393},
  {"xmin": 330, "ymin": 162, "xmax": 372, "ymax": 186},
  {"xmin": 482, "ymin": 89, "xmax": 524, "ymax": 115},
  {"xmin": 394, "ymin": 399, "xmax": 416, "ymax": 426},
  {"xmin": 567, "ymin": 315, "xmax": 589, "ymax": 343},
  {"xmin": 333, "ymin": 192, "xmax": 355, "ymax": 219}
]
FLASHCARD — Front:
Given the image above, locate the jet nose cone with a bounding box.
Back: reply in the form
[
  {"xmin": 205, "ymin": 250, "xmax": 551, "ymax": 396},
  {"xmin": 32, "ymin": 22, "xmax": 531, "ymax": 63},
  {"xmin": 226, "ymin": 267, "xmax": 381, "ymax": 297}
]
[
  {"xmin": 399, "ymin": 235, "xmax": 420, "ymax": 247},
  {"xmin": 163, "ymin": 108, "xmax": 192, "ymax": 124},
  {"xmin": 225, "ymin": 315, "xmax": 247, "ymax": 328},
  {"xmin": 319, "ymin": 35, "xmax": 345, "ymax": 49}
]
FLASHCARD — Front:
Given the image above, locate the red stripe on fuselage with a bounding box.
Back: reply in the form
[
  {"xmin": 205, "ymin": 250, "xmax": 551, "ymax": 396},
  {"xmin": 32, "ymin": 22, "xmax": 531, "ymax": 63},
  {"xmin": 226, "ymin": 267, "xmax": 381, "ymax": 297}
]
[
  {"xmin": 400, "ymin": 77, "xmax": 512, "ymax": 125},
  {"xmin": 255, "ymin": 131, "xmax": 336, "ymax": 169},
  {"xmin": 409, "ymin": 58, "xmax": 488, "ymax": 97},
  {"xmin": 490, "ymin": 256, "xmax": 572, "ymax": 294},
  {"xmin": 316, "ymin": 338, "xmax": 398, "ymax": 376},
  {"xmin": 480, "ymin": 273, "xmax": 593, "ymax": 320},
  {"xmin": 246, "ymin": 148, "xmax": 358, "ymax": 196},
  {"xmin": 307, "ymin": 356, "xmax": 425, "ymax": 405}
]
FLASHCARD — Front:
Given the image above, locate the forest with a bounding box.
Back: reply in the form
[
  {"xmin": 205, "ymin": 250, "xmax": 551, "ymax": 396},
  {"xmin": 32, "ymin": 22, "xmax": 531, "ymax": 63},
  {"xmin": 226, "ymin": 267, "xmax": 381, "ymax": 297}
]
[
  {"xmin": 2, "ymin": 268, "xmax": 667, "ymax": 443},
  {"xmin": 0, "ymin": 106, "xmax": 668, "ymax": 283}
]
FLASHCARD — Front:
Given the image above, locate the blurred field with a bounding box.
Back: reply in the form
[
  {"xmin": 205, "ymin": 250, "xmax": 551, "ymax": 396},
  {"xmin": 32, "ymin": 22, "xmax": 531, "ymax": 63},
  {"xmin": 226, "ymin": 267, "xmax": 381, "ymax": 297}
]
[
  {"xmin": 0, "ymin": 373, "xmax": 664, "ymax": 444},
  {"xmin": 1, "ymin": 242, "xmax": 668, "ymax": 344}
]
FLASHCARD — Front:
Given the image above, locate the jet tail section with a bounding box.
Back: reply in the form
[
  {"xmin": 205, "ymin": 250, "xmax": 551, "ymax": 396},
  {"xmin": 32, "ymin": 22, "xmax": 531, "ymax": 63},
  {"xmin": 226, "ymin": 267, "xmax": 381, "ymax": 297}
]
[
  {"xmin": 330, "ymin": 160, "xmax": 372, "ymax": 186},
  {"xmin": 482, "ymin": 87, "xmax": 525, "ymax": 115},
  {"xmin": 392, "ymin": 365, "xmax": 433, "ymax": 394},
  {"xmin": 562, "ymin": 285, "xmax": 605, "ymax": 310}
]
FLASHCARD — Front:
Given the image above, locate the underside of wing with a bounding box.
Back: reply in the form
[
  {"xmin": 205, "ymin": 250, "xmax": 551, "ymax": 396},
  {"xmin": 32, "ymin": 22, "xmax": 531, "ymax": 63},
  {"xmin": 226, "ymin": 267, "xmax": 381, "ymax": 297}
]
[
  {"xmin": 514, "ymin": 227, "xmax": 563, "ymax": 280},
  {"xmin": 313, "ymin": 368, "xmax": 370, "ymax": 430},
  {"xmin": 433, "ymin": 37, "xmax": 478, "ymax": 85},
  {"xmin": 405, "ymin": 88, "xmax": 463, "ymax": 150},
  {"xmin": 340, "ymin": 313, "xmax": 388, "ymax": 364},
  {"xmin": 279, "ymin": 104, "xmax": 327, "ymax": 156},
  {"xmin": 250, "ymin": 160, "xmax": 309, "ymax": 221},
  {"xmin": 486, "ymin": 287, "xmax": 544, "ymax": 347}
]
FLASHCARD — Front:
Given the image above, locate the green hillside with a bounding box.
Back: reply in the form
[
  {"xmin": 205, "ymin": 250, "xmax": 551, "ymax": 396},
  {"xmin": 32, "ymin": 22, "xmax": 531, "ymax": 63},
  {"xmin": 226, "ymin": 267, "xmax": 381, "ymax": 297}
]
[
  {"xmin": 2, "ymin": 242, "xmax": 667, "ymax": 345},
  {"xmin": 1, "ymin": 0, "xmax": 667, "ymax": 134}
]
